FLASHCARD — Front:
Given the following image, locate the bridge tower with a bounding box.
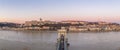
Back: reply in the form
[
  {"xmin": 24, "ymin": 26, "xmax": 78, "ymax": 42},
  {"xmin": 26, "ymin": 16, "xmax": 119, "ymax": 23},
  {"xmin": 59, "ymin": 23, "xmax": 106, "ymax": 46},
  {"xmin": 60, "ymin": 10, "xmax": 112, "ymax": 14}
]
[
  {"xmin": 57, "ymin": 27, "xmax": 69, "ymax": 50},
  {"xmin": 58, "ymin": 28, "xmax": 67, "ymax": 39}
]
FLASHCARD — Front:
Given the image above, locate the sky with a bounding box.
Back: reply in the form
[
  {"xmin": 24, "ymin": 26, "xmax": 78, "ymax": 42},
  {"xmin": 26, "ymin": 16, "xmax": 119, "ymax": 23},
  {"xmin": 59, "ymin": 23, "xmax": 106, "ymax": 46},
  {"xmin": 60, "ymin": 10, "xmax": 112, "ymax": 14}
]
[{"xmin": 0, "ymin": 0, "xmax": 120, "ymax": 23}]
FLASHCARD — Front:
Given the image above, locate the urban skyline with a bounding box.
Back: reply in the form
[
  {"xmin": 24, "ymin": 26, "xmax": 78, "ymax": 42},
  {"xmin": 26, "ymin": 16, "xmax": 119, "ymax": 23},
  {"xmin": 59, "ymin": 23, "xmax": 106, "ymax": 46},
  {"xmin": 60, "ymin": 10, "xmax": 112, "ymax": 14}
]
[{"xmin": 0, "ymin": 0, "xmax": 120, "ymax": 23}]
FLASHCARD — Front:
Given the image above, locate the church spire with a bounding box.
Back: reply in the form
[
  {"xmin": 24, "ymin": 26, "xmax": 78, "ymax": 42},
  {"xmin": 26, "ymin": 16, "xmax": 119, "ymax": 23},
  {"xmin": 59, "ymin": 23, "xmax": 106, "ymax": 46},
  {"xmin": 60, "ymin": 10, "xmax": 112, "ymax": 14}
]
[{"xmin": 40, "ymin": 18, "xmax": 42, "ymax": 22}]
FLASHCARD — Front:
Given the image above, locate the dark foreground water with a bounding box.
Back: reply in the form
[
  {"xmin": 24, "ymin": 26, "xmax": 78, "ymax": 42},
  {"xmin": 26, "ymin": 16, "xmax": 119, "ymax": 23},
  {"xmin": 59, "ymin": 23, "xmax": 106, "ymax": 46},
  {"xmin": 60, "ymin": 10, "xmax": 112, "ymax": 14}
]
[{"xmin": 0, "ymin": 30, "xmax": 120, "ymax": 50}]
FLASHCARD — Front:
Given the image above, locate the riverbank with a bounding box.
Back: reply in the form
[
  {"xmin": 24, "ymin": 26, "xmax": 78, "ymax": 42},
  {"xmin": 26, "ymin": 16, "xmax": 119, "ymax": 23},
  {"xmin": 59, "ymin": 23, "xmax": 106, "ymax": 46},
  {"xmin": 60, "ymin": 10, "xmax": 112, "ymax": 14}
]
[{"xmin": 0, "ymin": 28, "xmax": 120, "ymax": 33}]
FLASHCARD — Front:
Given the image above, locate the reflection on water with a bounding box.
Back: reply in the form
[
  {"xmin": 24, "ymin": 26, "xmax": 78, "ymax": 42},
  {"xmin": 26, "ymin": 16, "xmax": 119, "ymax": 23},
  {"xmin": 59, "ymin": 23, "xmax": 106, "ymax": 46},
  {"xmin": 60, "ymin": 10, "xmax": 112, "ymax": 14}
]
[
  {"xmin": 0, "ymin": 30, "xmax": 120, "ymax": 50},
  {"xmin": 0, "ymin": 30, "xmax": 57, "ymax": 42}
]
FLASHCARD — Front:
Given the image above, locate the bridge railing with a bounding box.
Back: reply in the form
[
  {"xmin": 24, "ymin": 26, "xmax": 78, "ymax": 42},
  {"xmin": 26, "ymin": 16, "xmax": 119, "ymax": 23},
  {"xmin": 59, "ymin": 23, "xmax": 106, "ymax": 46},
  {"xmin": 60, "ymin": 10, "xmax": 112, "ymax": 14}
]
[{"xmin": 56, "ymin": 38, "xmax": 68, "ymax": 50}]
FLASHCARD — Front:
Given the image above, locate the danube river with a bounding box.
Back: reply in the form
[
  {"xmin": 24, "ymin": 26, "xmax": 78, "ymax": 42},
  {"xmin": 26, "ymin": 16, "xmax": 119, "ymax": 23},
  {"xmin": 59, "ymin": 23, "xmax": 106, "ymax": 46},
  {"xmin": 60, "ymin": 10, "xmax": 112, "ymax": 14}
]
[{"xmin": 0, "ymin": 30, "xmax": 120, "ymax": 50}]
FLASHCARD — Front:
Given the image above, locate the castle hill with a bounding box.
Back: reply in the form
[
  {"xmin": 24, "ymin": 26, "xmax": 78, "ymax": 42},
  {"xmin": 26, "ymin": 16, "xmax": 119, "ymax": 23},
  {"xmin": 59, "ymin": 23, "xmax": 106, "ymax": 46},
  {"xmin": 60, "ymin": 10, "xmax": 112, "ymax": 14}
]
[{"xmin": 0, "ymin": 18, "xmax": 120, "ymax": 32}]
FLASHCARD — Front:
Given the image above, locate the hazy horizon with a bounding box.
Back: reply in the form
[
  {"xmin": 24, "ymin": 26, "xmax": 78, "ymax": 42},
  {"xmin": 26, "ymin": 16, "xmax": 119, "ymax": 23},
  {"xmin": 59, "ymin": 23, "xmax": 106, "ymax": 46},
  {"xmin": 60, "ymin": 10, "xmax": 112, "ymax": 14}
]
[{"xmin": 0, "ymin": 0, "xmax": 120, "ymax": 23}]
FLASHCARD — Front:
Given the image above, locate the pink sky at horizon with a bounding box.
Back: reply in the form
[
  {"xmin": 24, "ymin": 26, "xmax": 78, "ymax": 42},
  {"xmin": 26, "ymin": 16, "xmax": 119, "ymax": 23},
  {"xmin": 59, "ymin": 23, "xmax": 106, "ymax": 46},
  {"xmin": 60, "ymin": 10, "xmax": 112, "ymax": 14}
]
[{"xmin": 0, "ymin": 16, "xmax": 120, "ymax": 24}]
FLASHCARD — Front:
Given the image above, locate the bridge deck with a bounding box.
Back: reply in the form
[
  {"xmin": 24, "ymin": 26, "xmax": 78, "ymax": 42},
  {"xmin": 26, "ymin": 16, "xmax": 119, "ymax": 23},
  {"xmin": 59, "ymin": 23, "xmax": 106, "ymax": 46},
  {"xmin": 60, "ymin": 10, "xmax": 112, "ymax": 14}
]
[{"xmin": 57, "ymin": 35, "xmax": 68, "ymax": 50}]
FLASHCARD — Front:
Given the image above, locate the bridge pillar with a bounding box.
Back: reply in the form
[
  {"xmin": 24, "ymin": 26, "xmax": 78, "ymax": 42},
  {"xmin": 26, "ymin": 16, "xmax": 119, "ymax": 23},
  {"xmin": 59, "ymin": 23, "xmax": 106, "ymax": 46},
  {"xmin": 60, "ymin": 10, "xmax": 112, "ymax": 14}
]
[{"xmin": 57, "ymin": 28, "xmax": 69, "ymax": 50}]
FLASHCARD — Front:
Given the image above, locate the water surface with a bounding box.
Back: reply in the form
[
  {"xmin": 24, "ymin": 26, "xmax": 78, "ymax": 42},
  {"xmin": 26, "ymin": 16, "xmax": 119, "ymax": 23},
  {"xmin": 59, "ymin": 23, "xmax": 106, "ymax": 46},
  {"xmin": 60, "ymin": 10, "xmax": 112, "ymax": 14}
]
[{"xmin": 0, "ymin": 30, "xmax": 120, "ymax": 50}]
